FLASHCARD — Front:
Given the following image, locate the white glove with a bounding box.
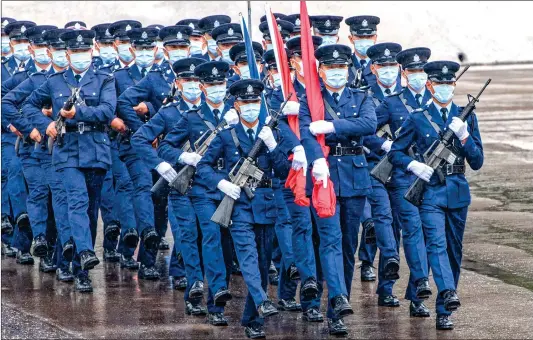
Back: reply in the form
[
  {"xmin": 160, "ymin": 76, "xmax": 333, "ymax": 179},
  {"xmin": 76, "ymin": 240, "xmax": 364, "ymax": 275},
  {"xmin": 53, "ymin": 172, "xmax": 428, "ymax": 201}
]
[
  {"xmin": 309, "ymin": 120, "xmax": 335, "ymax": 136},
  {"xmin": 407, "ymin": 160, "xmax": 434, "ymax": 183},
  {"xmin": 291, "ymin": 145, "xmax": 307, "ymax": 173},
  {"xmin": 312, "ymin": 158, "xmax": 329, "ymax": 188},
  {"xmin": 282, "ymin": 101, "xmax": 300, "ymax": 116},
  {"xmin": 178, "ymin": 152, "xmax": 202, "ymax": 167},
  {"xmin": 217, "ymin": 179, "xmax": 241, "ymax": 200},
  {"xmin": 381, "ymin": 140, "xmax": 393, "ymax": 153},
  {"xmin": 258, "ymin": 126, "xmax": 277, "ymax": 151},
  {"xmin": 156, "ymin": 161, "xmax": 178, "ymax": 183},
  {"xmin": 223, "ymin": 108, "xmax": 239, "ymax": 126},
  {"xmin": 449, "ymin": 117, "xmax": 469, "ymax": 141}
]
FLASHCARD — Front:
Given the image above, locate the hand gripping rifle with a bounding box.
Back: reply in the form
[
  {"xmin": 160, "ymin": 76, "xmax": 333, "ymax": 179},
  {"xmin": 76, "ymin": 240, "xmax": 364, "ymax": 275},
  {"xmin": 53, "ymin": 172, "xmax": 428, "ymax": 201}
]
[
  {"xmin": 211, "ymin": 93, "xmax": 293, "ymax": 228},
  {"xmin": 150, "ymin": 140, "xmax": 192, "ymax": 196},
  {"xmin": 47, "ymin": 88, "xmax": 80, "ymax": 154},
  {"xmin": 404, "ymin": 78, "xmax": 490, "ymax": 206},
  {"xmin": 169, "ymin": 118, "xmax": 232, "ymax": 195},
  {"xmin": 370, "ymin": 65, "xmax": 471, "ymax": 185}
]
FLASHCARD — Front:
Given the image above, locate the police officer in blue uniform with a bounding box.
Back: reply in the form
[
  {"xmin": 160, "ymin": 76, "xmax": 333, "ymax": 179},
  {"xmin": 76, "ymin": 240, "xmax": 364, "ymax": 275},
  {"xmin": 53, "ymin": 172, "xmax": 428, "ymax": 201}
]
[
  {"xmin": 299, "ymin": 44, "xmax": 377, "ymax": 335},
  {"xmin": 310, "ymin": 15, "xmax": 343, "ymax": 47},
  {"xmin": 227, "ymin": 41, "xmax": 264, "ymax": 87},
  {"xmin": 91, "ymin": 23, "xmax": 120, "ymax": 73},
  {"xmin": 285, "ymin": 14, "xmax": 302, "ymax": 38},
  {"xmin": 386, "ymin": 47, "xmax": 434, "ymax": 317},
  {"xmin": 196, "ymin": 79, "xmax": 295, "ymax": 338},
  {"xmin": 24, "ymin": 29, "xmax": 116, "ymax": 292},
  {"xmin": 2, "ymin": 20, "xmax": 36, "ymax": 83},
  {"xmin": 389, "ymin": 60, "xmax": 483, "ymax": 330},
  {"xmin": 345, "ymin": 16, "xmax": 380, "ymax": 88},
  {"xmin": 283, "ymin": 36, "xmax": 323, "ymax": 100},
  {"xmin": 211, "ymin": 23, "xmax": 243, "ymax": 77},
  {"xmin": 64, "ymin": 21, "xmax": 87, "ymax": 30},
  {"xmin": 198, "ymin": 15, "xmax": 231, "ymax": 62},
  {"xmin": 176, "ymin": 19, "xmax": 207, "ymax": 59},
  {"xmin": 1, "ymin": 17, "xmax": 16, "ymax": 62},
  {"xmin": 258, "ymin": 17, "xmax": 292, "ymax": 52},
  {"xmin": 155, "ymin": 60, "xmax": 241, "ymax": 324}
]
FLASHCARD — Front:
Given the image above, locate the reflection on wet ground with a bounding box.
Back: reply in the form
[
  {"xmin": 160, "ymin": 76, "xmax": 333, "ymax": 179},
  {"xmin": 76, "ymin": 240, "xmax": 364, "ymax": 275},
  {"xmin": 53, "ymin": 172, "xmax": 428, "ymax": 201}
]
[{"xmin": 2, "ymin": 66, "xmax": 533, "ymax": 339}]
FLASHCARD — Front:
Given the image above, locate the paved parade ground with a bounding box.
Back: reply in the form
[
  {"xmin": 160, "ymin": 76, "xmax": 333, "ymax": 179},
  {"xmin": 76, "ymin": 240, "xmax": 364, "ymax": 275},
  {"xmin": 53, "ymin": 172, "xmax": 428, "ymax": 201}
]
[{"xmin": 2, "ymin": 66, "xmax": 533, "ymax": 339}]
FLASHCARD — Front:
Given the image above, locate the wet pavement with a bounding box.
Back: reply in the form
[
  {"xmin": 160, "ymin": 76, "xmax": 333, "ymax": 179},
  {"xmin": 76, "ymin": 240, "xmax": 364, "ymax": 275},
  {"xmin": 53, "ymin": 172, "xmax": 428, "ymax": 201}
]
[{"xmin": 2, "ymin": 66, "xmax": 533, "ymax": 339}]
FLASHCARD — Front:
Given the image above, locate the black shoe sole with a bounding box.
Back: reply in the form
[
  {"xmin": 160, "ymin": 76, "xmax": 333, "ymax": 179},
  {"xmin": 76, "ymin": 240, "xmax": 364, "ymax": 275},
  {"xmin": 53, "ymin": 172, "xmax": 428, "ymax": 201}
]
[
  {"xmin": 278, "ymin": 305, "xmax": 302, "ymax": 312},
  {"xmin": 410, "ymin": 312, "xmax": 431, "ymax": 318},
  {"xmin": 120, "ymin": 263, "xmax": 139, "ymax": 270},
  {"xmin": 245, "ymin": 330, "xmax": 266, "ymax": 339},
  {"xmin": 378, "ymin": 301, "xmax": 400, "ymax": 307},
  {"xmin": 76, "ymin": 286, "xmax": 93, "ymax": 293},
  {"xmin": 336, "ymin": 307, "xmax": 354, "ymax": 317},
  {"xmin": 174, "ymin": 285, "xmax": 187, "ymax": 291},
  {"xmin": 444, "ymin": 301, "xmax": 461, "ymax": 312},
  {"xmin": 303, "ymin": 315, "xmax": 324, "ymax": 323},
  {"xmin": 260, "ymin": 308, "xmax": 279, "ymax": 318},
  {"xmin": 214, "ymin": 291, "xmax": 232, "ymax": 305},
  {"xmin": 360, "ymin": 276, "xmax": 376, "ymax": 282},
  {"xmin": 302, "ymin": 284, "xmax": 319, "ymax": 299},
  {"xmin": 16, "ymin": 216, "xmax": 31, "ymax": 231},
  {"xmin": 289, "ymin": 271, "xmax": 300, "ymax": 281},
  {"xmin": 186, "ymin": 309, "xmax": 207, "ymax": 316},
  {"xmin": 189, "ymin": 289, "xmax": 204, "ymax": 300},
  {"xmin": 416, "ymin": 289, "xmax": 432, "ymax": 300},
  {"xmin": 208, "ymin": 317, "xmax": 229, "ymax": 326},
  {"xmin": 383, "ymin": 262, "xmax": 400, "ymax": 280},
  {"xmin": 436, "ymin": 325, "xmax": 454, "ymax": 330},
  {"xmin": 138, "ymin": 274, "xmax": 160, "ymax": 281},
  {"xmin": 81, "ymin": 257, "xmax": 100, "ymax": 271},
  {"xmin": 40, "ymin": 265, "xmax": 57, "ymax": 273},
  {"xmin": 16, "ymin": 259, "xmax": 35, "ymax": 265},
  {"xmin": 57, "ymin": 276, "xmax": 74, "ymax": 283},
  {"xmin": 104, "ymin": 257, "xmax": 121, "ymax": 263},
  {"xmin": 329, "ymin": 329, "xmax": 349, "ymax": 336},
  {"xmin": 158, "ymin": 243, "xmax": 170, "ymax": 250}
]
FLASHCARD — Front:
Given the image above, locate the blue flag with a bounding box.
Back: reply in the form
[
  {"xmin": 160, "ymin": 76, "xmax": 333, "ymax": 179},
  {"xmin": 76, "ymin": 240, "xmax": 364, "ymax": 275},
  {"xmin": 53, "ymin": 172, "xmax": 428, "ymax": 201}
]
[{"xmin": 240, "ymin": 14, "xmax": 268, "ymax": 123}]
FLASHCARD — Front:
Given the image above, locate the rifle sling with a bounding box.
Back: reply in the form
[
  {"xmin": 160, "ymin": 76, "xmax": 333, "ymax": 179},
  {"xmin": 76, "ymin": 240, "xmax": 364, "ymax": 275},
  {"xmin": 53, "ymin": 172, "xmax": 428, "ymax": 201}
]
[
  {"xmin": 323, "ymin": 100, "xmax": 339, "ymax": 121},
  {"xmin": 422, "ymin": 109, "xmax": 442, "ymax": 135}
]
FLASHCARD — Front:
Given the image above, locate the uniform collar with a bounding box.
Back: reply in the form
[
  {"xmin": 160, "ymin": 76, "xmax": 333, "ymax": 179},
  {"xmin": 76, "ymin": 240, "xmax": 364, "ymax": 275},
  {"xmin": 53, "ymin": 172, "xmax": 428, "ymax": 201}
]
[
  {"xmin": 135, "ymin": 63, "xmax": 152, "ymax": 74},
  {"xmin": 378, "ymin": 82, "xmax": 397, "ymax": 96},
  {"xmin": 408, "ymin": 86, "xmax": 426, "ymax": 99},
  {"xmin": 184, "ymin": 98, "xmax": 201, "ymax": 110},
  {"xmin": 240, "ymin": 120, "xmax": 259, "ymax": 137},
  {"xmin": 353, "ymin": 53, "xmax": 370, "ymax": 66},
  {"xmin": 36, "ymin": 63, "xmax": 52, "ymax": 73},
  {"xmin": 326, "ymin": 86, "xmax": 345, "ymax": 99},
  {"xmin": 432, "ymin": 99, "xmax": 453, "ymax": 114},
  {"xmin": 207, "ymin": 102, "xmax": 224, "ymax": 116}
]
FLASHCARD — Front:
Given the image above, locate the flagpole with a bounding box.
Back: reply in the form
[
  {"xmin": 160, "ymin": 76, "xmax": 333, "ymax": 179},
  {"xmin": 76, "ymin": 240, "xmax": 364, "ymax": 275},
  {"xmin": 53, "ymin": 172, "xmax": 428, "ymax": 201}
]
[{"xmin": 247, "ymin": 0, "xmax": 252, "ymax": 37}]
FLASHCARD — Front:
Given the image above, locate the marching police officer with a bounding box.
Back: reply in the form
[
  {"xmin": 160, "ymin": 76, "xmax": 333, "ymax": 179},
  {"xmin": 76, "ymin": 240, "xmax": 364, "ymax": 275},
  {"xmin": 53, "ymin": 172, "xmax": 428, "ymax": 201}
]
[
  {"xmin": 91, "ymin": 23, "xmax": 119, "ymax": 73},
  {"xmin": 310, "ymin": 15, "xmax": 343, "ymax": 47},
  {"xmin": 389, "ymin": 60, "xmax": 483, "ymax": 330},
  {"xmin": 2, "ymin": 20, "xmax": 36, "ymax": 83},
  {"xmin": 176, "ymin": 19, "xmax": 206, "ymax": 59},
  {"xmin": 210, "ymin": 23, "xmax": 243, "ymax": 76},
  {"xmin": 1, "ymin": 17, "xmax": 16, "ymax": 62},
  {"xmin": 299, "ymin": 44, "xmax": 377, "ymax": 335},
  {"xmin": 24, "ymin": 29, "xmax": 116, "ymax": 292},
  {"xmin": 198, "ymin": 15, "xmax": 232, "ymax": 62},
  {"xmin": 285, "ymin": 14, "xmax": 302, "ymax": 38}
]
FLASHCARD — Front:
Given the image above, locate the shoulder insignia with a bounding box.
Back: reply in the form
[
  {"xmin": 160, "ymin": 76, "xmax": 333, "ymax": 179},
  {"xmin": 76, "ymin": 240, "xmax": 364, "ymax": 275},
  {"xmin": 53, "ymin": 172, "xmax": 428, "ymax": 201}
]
[{"xmin": 386, "ymin": 91, "xmax": 400, "ymax": 97}]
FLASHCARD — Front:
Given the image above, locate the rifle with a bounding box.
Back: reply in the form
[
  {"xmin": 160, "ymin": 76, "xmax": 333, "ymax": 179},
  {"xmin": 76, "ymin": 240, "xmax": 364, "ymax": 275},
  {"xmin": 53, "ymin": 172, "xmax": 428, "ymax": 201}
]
[
  {"xmin": 34, "ymin": 104, "xmax": 51, "ymax": 150},
  {"xmin": 370, "ymin": 65, "xmax": 471, "ymax": 185},
  {"xmin": 170, "ymin": 118, "xmax": 232, "ymax": 195},
  {"xmin": 48, "ymin": 88, "xmax": 80, "ymax": 154},
  {"xmin": 150, "ymin": 140, "xmax": 192, "ymax": 196},
  {"xmin": 15, "ymin": 135, "xmax": 32, "ymax": 155},
  {"xmin": 163, "ymin": 82, "xmax": 177, "ymax": 105},
  {"xmin": 211, "ymin": 93, "xmax": 293, "ymax": 228},
  {"xmin": 404, "ymin": 79, "xmax": 491, "ymax": 206}
]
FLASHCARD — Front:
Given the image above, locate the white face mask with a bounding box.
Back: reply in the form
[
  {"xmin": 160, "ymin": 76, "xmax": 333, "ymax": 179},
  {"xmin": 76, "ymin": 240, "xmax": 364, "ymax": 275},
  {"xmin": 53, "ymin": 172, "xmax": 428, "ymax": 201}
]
[
  {"xmin": 219, "ymin": 48, "xmax": 232, "ymax": 64},
  {"xmin": 117, "ymin": 43, "xmax": 134, "ymax": 63},
  {"xmin": 271, "ymin": 73, "xmax": 281, "ymax": 88},
  {"xmin": 189, "ymin": 40, "xmax": 204, "ymax": 55},
  {"xmin": 239, "ymin": 103, "xmax": 261, "ymax": 123},
  {"xmin": 265, "ymin": 43, "xmax": 273, "ymax": 51},
  {"xmin": 238, "ymin": 65, "xmax": 250, "ymax": 80},
  {"xmin": 69, "ymin": 51, "xmax": 92, "ymax": 72},
  {"xmin": 1, "ymin": 36, "xmax": 11, "ymax": 54},
  {"xmin": 432, "ymin": 84, "xmax": 455, "ymax": 104},
  {"xmin": 205, "ymin": 84, "xmax": 226, "ymax": 104},
  {"xmin": 181, "ymin": 81, "xmax": 202, "ymax": 101},
  {"xmin": 155, "ymin": 42, "xmax": 165, "ymax": 60},
  {"xmin": 320, "ymin": 35, "xmax": 337, "ymax": 47},
  {"xmin": 168, "ymin": 49, "xmax": 189, "ymax": 64},
  {"xmin": 323, "ymin": 68, "xmax": 348, "ymax": 89},
  {"xmin": 33, "ymin": 47, "xmax": 51, "ymax": 64},
  {"xmin": 52, "ymin": 50, "xmax": 69, "ymax": 68},
  {"xmin": 207, "ymin": 38, "xmax": 218, "ymax": 55},
  {"xmin": 353, "ymin": 39, "xmax": 374, "ymax": 56},
  {"xmin": 13, "ymin": 42, "xmax": 30, "ymax": 61},
  {"xmin": 99, "ymin": 46, "xmax": 117, "ymax": 65},
  {"xmin": 135, "ymin": 49, "xmax": 155, "ymax": 68},
  {"xmin": 407, "ymin": 72, "xmax": 428, "ymax": 92},
  {"xmin": 376, "ymin": 65, "xmax": 399, "ymax": 87}
]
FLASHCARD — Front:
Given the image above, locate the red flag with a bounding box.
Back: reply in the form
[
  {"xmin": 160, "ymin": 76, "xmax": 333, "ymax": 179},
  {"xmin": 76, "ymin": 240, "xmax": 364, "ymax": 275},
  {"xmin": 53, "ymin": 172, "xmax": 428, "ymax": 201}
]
[
  {"xmin": 300, "ymin": 1, "xmax": 336, "ymax": 218},
  {"xmin": 266, "ymin": 5, "xmax": 310, "ymax": 207}
]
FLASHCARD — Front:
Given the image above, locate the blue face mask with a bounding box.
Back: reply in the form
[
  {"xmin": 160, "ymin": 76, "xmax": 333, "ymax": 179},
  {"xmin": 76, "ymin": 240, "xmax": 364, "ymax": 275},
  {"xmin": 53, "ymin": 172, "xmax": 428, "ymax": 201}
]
[
  {"xmin": 51, "ymin": 50, "xmax": 68, "ymax": 68},
  {"xmin": 168, "ymin": 49, "xmax": 189, "ymax": 64},
  {"xmin": 189, "ymin": 40, "xmax": 203, "ymax": 56},
  {"xmin": 117, "ymin": 43, "xmax": 134, "ymax": 63},
  {"xmin": 180, "ymin": 81, "xmax": 202, "ymax": 101},
  {"xmin": 407, "ymin": 72, "xmax": 428, "ymax": 92},
  {"xmin": 205, "ymin": 84, "xmax": 226, "ymax": 104},
  {"xmin": 239, "ymin": 103, "xmax": 261, "ymax": 123},
  {"xmin": 1, "ymin": 37, "xmax": 10, "ymax": 54},
  {"xmin": 99, "ymin": 46, "xmax": 117, "ymax": 65},
  {"xmin": 320, "ymin": 35, "xmax": 338, "ymax": 47},
  {"xmin": 323, "ymin": 68, "xmax": 348, "ymax": 89},
  {"xmin": 353, "ymin": 39, "xmax": 374, "ymax": 56},
  {"xmin": 207, "ymin": 39, "xmax": 217, "ymax": 55},
  {"xmin": 69, "ymin": 51, "xmax": 92, "ymax": 72},
  {"xmin": 432, "ymin": 84, "xmax": 455, "ymax": 103},
  {"xmin": 155, "ymin": 42, "xmax": 164, "ymax": 60},
  {"xmin": 33, "ymin": 47, "xmax": 51, "ymax": 64},
  {"xmin": 376, "ymin": 65, "xmax": 399, "ymax": 87},
  {"xmin": 13, "ymin": 42, "xmax": 30, "ymax": 61},
  {"xmin": 135, "ymin": 48, "xmax": 155, "ymax": 68}
]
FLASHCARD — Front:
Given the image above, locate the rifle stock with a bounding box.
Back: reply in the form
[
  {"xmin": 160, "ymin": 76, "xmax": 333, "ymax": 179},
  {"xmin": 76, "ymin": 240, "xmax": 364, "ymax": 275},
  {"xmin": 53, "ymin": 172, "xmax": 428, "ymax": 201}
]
[
  {"xmin": 48, "ymin": 88, "xmax": 79, "ymax": 154},
  {"xmin": 151, "ymin": 140, "xmax": 191, "ymax": 196},
  {"xmin": 210, "ymin": 195, "xmax": 235, "ymax": 228},
  {"xmin": 370, "ymin": 156, "xmax": 394, "ymax": 185},
  {"xmin": 169, "ymin": 165, "xmax": 196, "ymax": 195}
]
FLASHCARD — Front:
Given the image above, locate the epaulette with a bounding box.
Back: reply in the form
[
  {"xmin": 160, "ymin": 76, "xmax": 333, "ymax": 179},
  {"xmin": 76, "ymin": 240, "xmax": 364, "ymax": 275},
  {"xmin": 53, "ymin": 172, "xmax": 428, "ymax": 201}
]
[
  {"xmin": 385, "ymin": 91, "xmax": 401, "ymax": 98},
  {"xmin": 349, "ymin": 86, "xmax": 366, "ymax": 94},
  {"xmin": 161, "ymin": 100, "xmax": 180, "ymax": 109}
]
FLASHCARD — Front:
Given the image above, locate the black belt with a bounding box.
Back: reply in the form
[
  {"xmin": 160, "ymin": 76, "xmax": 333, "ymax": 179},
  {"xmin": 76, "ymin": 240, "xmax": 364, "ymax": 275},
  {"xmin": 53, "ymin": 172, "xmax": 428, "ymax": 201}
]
[
  {"xmin": 256, "ymin": 179, "xmax": 273, "ymax": 188},
  {"xmin": 65, "ymin": 122, "xmax": 106, "ymax": 134},
  {"xmin": 444, "ymin": 164, "xmax": 465, "ymax": 176},
  {"xmin": 216, "ymin": 158, "xmax": 225, "ymax": 170},
  {"xmin": 329, "ymin": 145, "xmax": 364, "ymax": 156}
]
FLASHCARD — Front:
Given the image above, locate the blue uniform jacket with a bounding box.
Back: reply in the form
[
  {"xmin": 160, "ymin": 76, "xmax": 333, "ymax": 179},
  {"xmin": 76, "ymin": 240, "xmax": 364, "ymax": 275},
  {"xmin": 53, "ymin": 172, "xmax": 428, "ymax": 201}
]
[
  {"xmin": 388, "ymin": 101, "xmax": 484, "ymax": 209},
  {"xmin": 1, "ymin": 56, "xmax": 34, "ymax": 83},
  {"xmin": 117, "ymin": 65, "xmax": 174, "ymax": 133},
  {"xmin": 22, "ymin": 66, "xmax": 116, "ymax": 170},
  {"xmin": 195, "ymin": 121, "xmax": 291, "ymax": 225},
  {"xmin": 348, "ymin": 55, "xmax": 376, "ymax": 88},
  {"xmin": 157, "ymin": 101, "xmax": 233, "ymax": 200},
  {"xmin": 131, "ymin": 99, "xmax": 198, "ymax": 170},
  {"xmin": 299, "ymin": 87, "xmax": 377, "ymax": 197}
]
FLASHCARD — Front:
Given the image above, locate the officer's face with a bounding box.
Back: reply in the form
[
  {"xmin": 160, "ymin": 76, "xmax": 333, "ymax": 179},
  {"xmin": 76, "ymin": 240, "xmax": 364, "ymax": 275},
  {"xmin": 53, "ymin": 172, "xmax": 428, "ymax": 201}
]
[
  {"xmin": 318, "ymin": 64, "xmax": 348, "ymax": 78},
  {"xmin": 217, "ymin": 42, "xmax": 236, "ymax": 57},
  {"xmin": 348, "ymin": 34, "xmax": 377, "ymax": 44},
  {"xmin": 262, "ymin": 39, "xmax": 272, "ymax": 51},
  {"xmin": 95, "ymin": 41, "xmax": 113, "ymax": 52},
  {"xmin": 9, "ymin": 38, "xmax": 30, "ymax": 51},
  {"xmin": 232, "ymin": 60, "xmax": 263, "ymax": 78},
  {"xmin": 234, "ymin": 99, "xmax": 261, "ymax": 113},
  {"xmin": 175, "ymin": 76, "xmax": 199, "ymax": 92},
  {"xmin": 370, "ymin": 62, "xmax": 399, "ymax": 76},
  {"xmin": 189, "ymin": 36, "xmax": 207, "ymax": 50},
  {"xmin": 164, "ymin": 44, "xmax": 190, "ymax": 57}
]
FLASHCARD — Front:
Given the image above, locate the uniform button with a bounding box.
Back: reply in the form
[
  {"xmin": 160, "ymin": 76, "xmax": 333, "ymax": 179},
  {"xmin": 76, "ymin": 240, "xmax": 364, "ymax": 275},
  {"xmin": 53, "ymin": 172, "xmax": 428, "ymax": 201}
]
[
  {"xmin": 338, "ymin": 159, "xmax": 341, "ymax": 162},
  {"xmin": 353, "ymin": 112, "xmax": 357, "ymax": 116},
  {"xmin": 200, "ymin": 131, "xmax": 203, "ymax": 134},
  {"xmin": 400, "ymin": 116, "xmax": 403, "ymax": 120},
  {"xmin": 161, "ymin": 92, "xmax": 164, "ymax": 95},
  {"xmin": 426, "ymin": 134, "xmax": 430, "ymax": 137},
  {"xmin": 337, "ymin": 112, "xmax": 340, "ymax": 115},
  {"xmin": 93, "ymin": 92, "xmax": 96, "ymax": 95},
  {"xmin": 59, "ymin": 93, "xmax": 63, "ymax": 97},
  {"xmin": 235, "ymin": 152, "xmax": 238, "ymax": 155},
  {"xmin": 360, "ymin": 162, "xmax": 364, "ymax": 166}
]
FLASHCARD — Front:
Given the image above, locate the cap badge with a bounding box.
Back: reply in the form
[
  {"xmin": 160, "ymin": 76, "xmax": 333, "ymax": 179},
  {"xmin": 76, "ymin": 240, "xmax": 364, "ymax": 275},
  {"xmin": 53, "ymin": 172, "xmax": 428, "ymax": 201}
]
[
  {"xmin": 214, "ymin": 20, "xmax": 220, "ymax": 28},
  {"xmin": 246, "ymin": 84, "xmax": 254, "ymax": 94},
  {"xmin": 228, "ymin": 27, "xmax": 234, "ymax": 36},
  {"xmin": 277, "ymin": 24, "xmax": 282, "ymax": 31},
  {"xmin": 276, "ymin": 17, "xmax": 280, "ymax": 20},
  {"xmin": 442, "ymin": 65, "xmax": 448, "ymax": 74},
  {"xmin": 125, "ymin": 24, "xmax": 131, "ymax": 31},
  {"xmin": 413, "ymin": 54, "xmax": 420, "ymax": 62},
  {"xmin": 58, "ymin": 38, "xmax": 63, "ymax": 43},
  {"xmin": 333, "ymin": 50, "xmax": 339, "ymax": 59},
  {"xmin": 141, "ymin": 31, "xmax": 148, "ymax": 39},
  {"xmin": 362, "ymin": 19, "xmax": 368, "ymax": 27},
  {"xmin": 105, "ymin": 29, "xmax": 111, "ymax": 37},
  {"xmin": 42, "ymin": 30, "xmax": 46, "ymax": 35},
  {"xmin": 77, "ymin": 34, "xmax": 83, "ymax": 42},
  {"xmin": 74, "ymin": 23, "xmax": 81, "ymax": 30},
  {"xmin": 177, "ymin": 32, "xmax": 183, "ymax": 39},
  {"xmin": 384, "ymin": 48, "xmax": 390, "ymax": 57},
  {"xmin": 295, "ymin": 18, "xmax": 301, "ymax": 26},
  {"xmin": 325, "ymin": 19, "xmax": 331, "ymax": 27},
  {"xmin": 212, "ymin": 67, "xmax": 219, "ymax": 76},
  {"xmin": 189, "ymin": 23, "xmax": 195, "ymax": 29},
  {"xmin": 20, "ymin": 25, "xmax": 26, "ymax": 33},
  {"xmin": 155, "ymin": 26, "xmax": 161, "ymax": 30},
  {"xmin": 190, "ymin": 64, "xmax": 195, "ymax": 71},
  {"xmin": 2, "ymin": 20, "xmax": 8, "ymax": 28}
]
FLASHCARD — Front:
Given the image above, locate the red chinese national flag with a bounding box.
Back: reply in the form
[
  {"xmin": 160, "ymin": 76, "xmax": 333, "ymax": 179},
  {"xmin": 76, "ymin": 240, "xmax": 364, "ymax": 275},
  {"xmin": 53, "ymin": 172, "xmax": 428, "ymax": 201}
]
[{"xmin": 300, "ymin": 0, "xmax": 336, "ymax": 218}]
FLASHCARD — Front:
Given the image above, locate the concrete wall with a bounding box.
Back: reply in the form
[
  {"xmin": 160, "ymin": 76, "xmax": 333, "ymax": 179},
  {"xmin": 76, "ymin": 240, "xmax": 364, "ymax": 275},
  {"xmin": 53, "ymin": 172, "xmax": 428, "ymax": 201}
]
[{"xmin": 3, "ymin": 1, "xmax": 532, "ymax": 64}]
